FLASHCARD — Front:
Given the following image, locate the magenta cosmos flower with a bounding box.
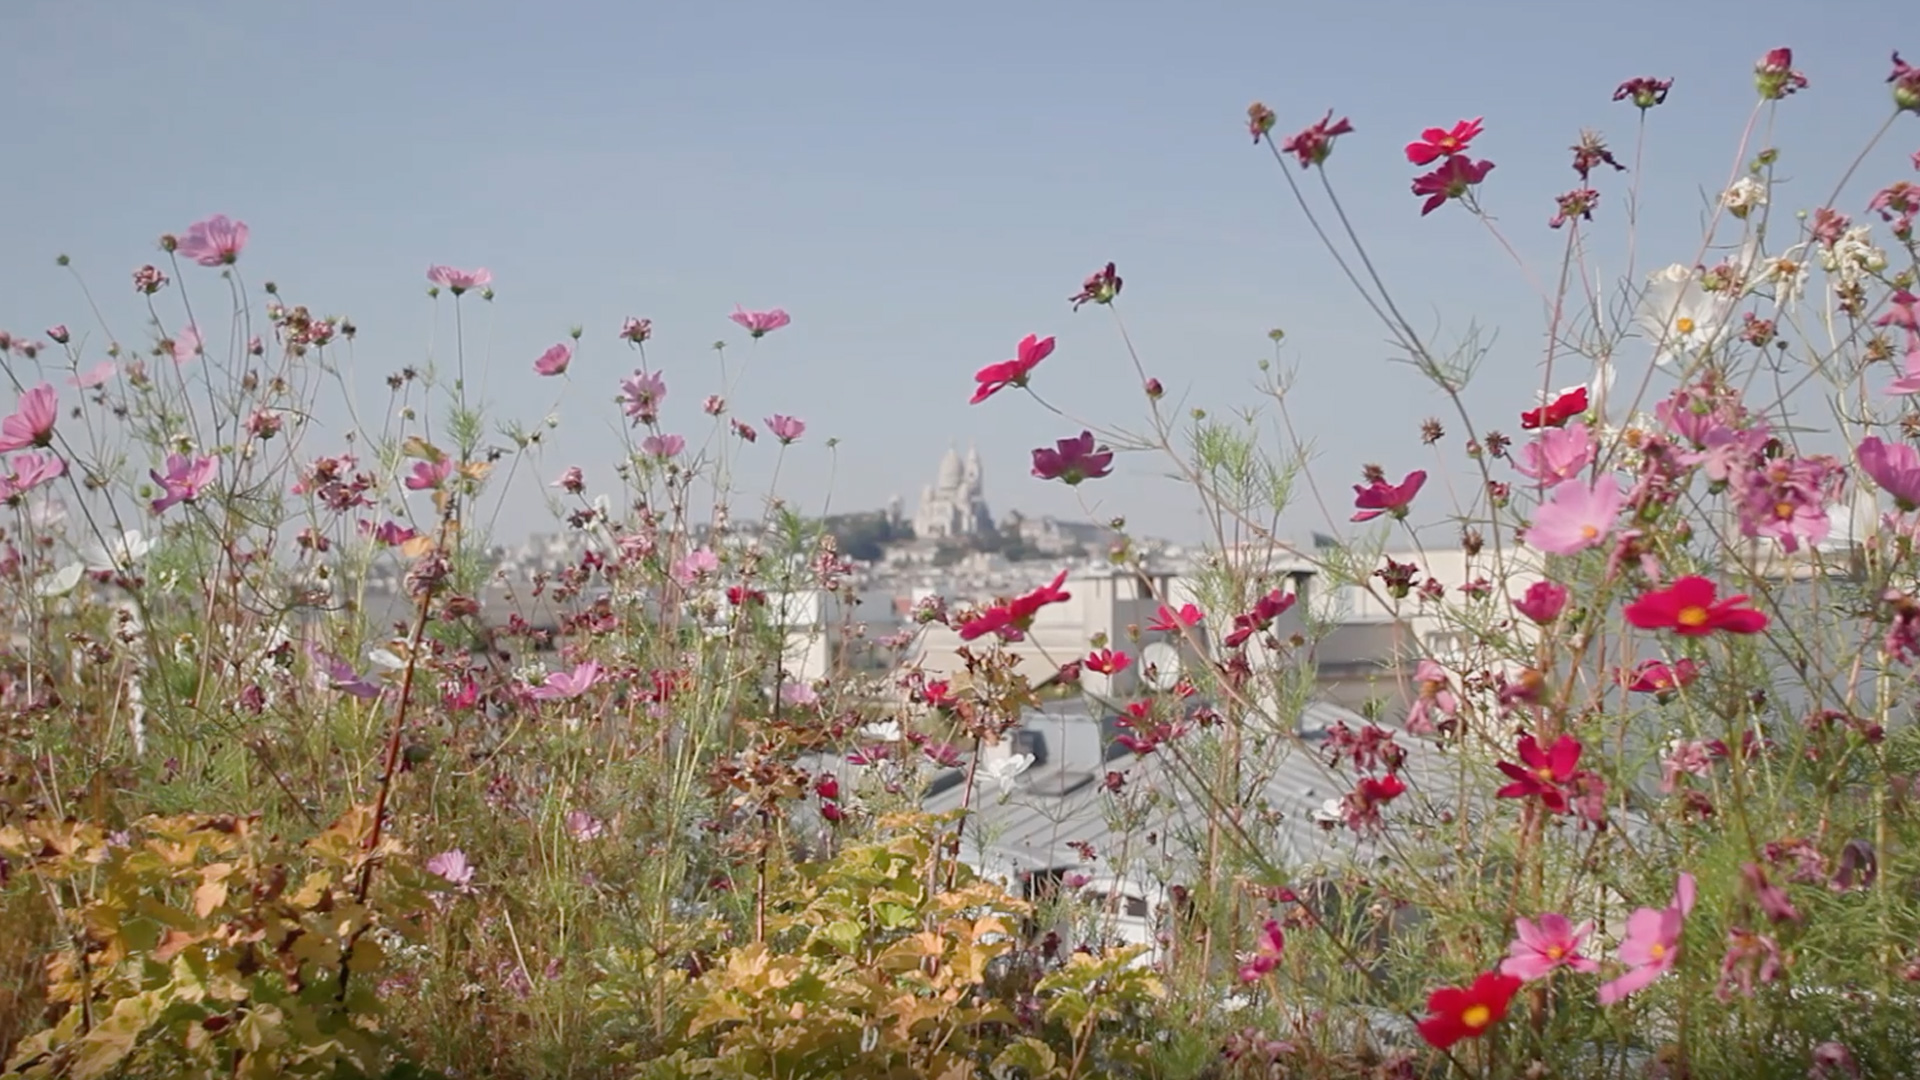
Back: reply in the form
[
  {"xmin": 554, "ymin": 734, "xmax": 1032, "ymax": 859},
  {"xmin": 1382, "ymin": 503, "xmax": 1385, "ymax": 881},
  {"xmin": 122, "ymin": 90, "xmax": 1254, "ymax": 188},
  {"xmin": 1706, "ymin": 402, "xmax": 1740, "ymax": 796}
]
[
  {"xmin": 1412, "ymin": 155, "xmax": 1496, "ymax": 216},
  {"xmin": 730, "ymin": 306, "xmax": 790, "ymax": 338},
  {"xmin": 1524, "ymin": 476, "xmax": 1623, "ymax": 554},
  {"xmin": 150, "ymin": 453, "xmax": 218, "ymax": 513},
  {"xmin": 972, "ymin": 334, "xmax": 1054, "ymax": 404},
  {"xmin": 1501, "ymin": 913, "xmax": 1599, "ymax": 982},
  {"xmin": 1278, "ymin": 111, "xmax": 1354, "ymax": 169},
  {"xmin": 533, "ymin": 343, "xmax": 572, "ymax": 376},
  {"xmin": 1031, "ymin": 431, "xmax": 1114, "ymax": 485},
  {"xmin": 1859, "ymin": 436, "xmax": 1920, "ymax": 510},
  {"xmin": 619, "ymin": 370, "xmax": 667, "ymax": 423},
  {"xmin": 1351, "ymin": 470, "xmax": 1426, "ymax": 522},
  {"xmin": 1404, "ymin": 117, "xmax": 1484, "ymax": 166},
  {"xmin": 642, "ymin": 433, "xmax": 685, "ymax": 459},
  {"xmin": 1597, "ymin": 872, "xmax": 1697, "ymax": 1005},
  {"xmin": 1513, "ymin": 421, "xmax": 1596, "ymax": 487},
  {"xmin": 766, "ymin": 414, "xmax": 806, "ymax": 444},
  {"xmin": 427, "ymin": 265, "xmax": 492, "ymax": 294},
  {"xmin": 0, "ymin": 383, "xmax": 58, "ymax": 452},
  {"xmin": 176, "ymin": 214, "xmax": 249, "ymax": 267},
  {"xmin": 530, "ymin": 660, "xmax": 604, "ymax": 701}
]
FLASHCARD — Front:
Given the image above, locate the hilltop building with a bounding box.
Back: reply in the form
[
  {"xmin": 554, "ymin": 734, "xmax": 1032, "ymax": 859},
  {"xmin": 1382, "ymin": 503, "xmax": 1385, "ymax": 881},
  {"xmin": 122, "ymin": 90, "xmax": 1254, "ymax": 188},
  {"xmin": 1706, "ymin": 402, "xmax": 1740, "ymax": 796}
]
[{"xmin": 912, "ymin": 444, "xmax": 993, "ymax": 541}]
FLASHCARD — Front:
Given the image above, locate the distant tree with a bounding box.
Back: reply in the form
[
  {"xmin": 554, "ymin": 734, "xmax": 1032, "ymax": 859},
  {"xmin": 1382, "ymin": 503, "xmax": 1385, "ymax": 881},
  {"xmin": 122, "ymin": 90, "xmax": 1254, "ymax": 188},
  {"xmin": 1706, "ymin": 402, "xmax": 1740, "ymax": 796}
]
[{"xmin": 822, "ymin": 510, "xmax": 904, "ymax": 563}]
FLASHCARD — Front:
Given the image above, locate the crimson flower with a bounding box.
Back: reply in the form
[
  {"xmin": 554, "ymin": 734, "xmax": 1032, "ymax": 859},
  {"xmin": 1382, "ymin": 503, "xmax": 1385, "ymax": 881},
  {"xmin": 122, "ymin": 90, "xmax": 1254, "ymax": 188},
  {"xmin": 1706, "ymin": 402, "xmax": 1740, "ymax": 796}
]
[
  {"xmin": 1149, "ymin": 602, "xmax": 1204, "ymax": 632},
  {"xmin": 1624, "ymin": 576, "xmax": 1767, "ymax": 636},
  {"xmin": 1084, "ymin": 648, "xmax": 1130, "ymax": 675},
  {"xmin": 1411, "ymin": 156, "xmax": 1496, "ymax": 216},
  {"xmin": 1623, "ymin": 657, "xmax": 1700, "ymax": 696},
  {"xmin": 1893, "ymin": 53, "xmax": 1920, "ymax": 114},
  {"xmin": 1278, "ymin": 111, "xmax": 1353, "ymax": 169},
  {"xmin": 1404, "ymin": 117, "xmax": 1483, "ymax": 166},
  {"xmin": 957, "ymin": 570, "xmax": 1072, "ymax": 641},
  {"xmin": 1754, "ymin": 47, "xmax": 1808, "ymax": 100},
  {"xmin": 972, "ymin": 333, "xmax": 1054, "ymax": 404},
  {"xmin": 1416, "ymin": 971, "xmax": 1521, "ymax": 1050},
  {"xmin": 1495, "ymin": 733, "xmax": 1584, "ymax": 815},
  {"xmin": 1070, "ymin": 262, "xmax": 1123, "ymax": 309},
  {"xmin": 1224, "ymin": 588, "xmax": 1296, "ymax": 648},
  {"xmin": 1352, "ymin": 469, "xmax": 1426, "ymax": 522},
  {"xmin": 1514, "ymin": 580, "xmax": 1569, "ymax": 624},
  {"xmin": 1614, "ymin": 76, "xmax": 1673, "ymax": 110},
  {"xmin": 1031, "ymin": 431, "xmax": 1113, "ymax": 484},
  {"xmin": 1237, "ymin": 919, "xmax": 1286, "ymax": 983},
  {"xmin": 1520, "ymin": 385, "xmax": 1588, "ymax": 429}
]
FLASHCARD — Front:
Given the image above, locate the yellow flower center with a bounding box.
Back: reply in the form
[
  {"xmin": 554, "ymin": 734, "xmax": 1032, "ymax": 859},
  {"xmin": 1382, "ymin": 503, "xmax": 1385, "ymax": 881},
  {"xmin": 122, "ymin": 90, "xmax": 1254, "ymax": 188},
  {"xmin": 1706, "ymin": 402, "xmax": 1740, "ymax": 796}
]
[
  {"xmin": 1648, "ymin": 942, "xmax": 1667, "ymax": 960},
  {"xmin": 1536, "ymin": 766, "xmax": 1556, "ymax": 781},
  {"xmin": 1675, "ymin": 606, "xmax": 1708, "ymax": 627},
  {"xmin": 1775, "ymin": 501, "xmax": 1795, "ymax": 519},
  {"xmin": 1546, "ymin": 945, "xmax": 1565, "ymax": 960},
  {"xmin": 1675, "ymin": 316, "xmax": 1696, "ymax": 335},
  {"xmin": 1581, "ymin": 524, "xmax": 1600, "ymax": 540},
  {"xmin": 1461, "ymin": 1004, "xmax": 1492, "ymax": 1029}
]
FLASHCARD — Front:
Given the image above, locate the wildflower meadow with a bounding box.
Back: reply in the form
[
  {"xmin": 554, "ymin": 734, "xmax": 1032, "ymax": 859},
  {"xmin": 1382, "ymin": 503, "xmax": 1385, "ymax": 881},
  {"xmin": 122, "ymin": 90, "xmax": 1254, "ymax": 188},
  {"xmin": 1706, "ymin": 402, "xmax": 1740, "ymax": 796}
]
[{"xmin": 6, "ymin": 44, "xmax": 1920, "ymax": 1080}]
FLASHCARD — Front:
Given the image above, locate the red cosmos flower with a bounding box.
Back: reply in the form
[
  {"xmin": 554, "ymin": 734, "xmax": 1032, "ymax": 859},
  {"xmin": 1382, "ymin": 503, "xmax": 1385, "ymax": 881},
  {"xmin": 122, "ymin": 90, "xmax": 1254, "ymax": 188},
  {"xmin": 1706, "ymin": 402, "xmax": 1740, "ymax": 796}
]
[
  {"xmin": 1084, "ymin": 648, "xmax": 1131, "ymax": 675},
  {"xmin": 1521, "ymin": 385, "xmax": 1588, "ymax": 429},
  {"xmin": 1513, "ymin": 581, "xmax": 1569, "ymax": 624},
  {"xmin": 1624, "ymin": 576, "xmax": 1768, "ymax": 636},
  {"xmin": 1352, "ymin": 470, "xmax": 1427, "ymax": 522},
  {"xmin": 957, "ymin": 570, "xmax": 1072, "ymax": 641},
  {"xmin": 1149, "ymin": 602, "xmax": 1204, "ymax": 632},
  {"xmin": 1416, "ymin": 971, "xmax": 1521, "ymax": 1050},
  {"xmin": 1411, "ymin": 156, "xmax": 1495, "ymax": 216},
  {"xmin": 1754, "ymin": 47, "xmax": 1808, "ymax": 100},
  {"xmin": 1031, "ymin": 430, "xmax": 1114, "ymax": 484},
  {"xmin": 1623, "ymin": 657, "xmax": 1700, "ymax": 695},
  {"xmin": 1495, "ymin": 733, "xmax": 1584, "ymax": 815},
  {"xmin": 1405, "ymin": 117, "xmax": 1484, "ymax": 166},
  {"xmin": 1070, "ymin": 262, "xmax": 1123, "ymax": 310},
  {"xmin": 971, "ymin": 334, "xmax": 1054, "ymax": 404},
  {"xmin": 1224, "ymin": 588, "xmax": 1297, "ymax": 647},
  {"xmin": 1614, "ymin": 76, "xmax": 1674, "ymax": 110},
  {"xmin": 1894, "ymin": 53, "xmax": 1920, "ymax": 114},
  {"xmin": 1278, "ymin": 111, "xmax": 1354, "ymax": 169}
]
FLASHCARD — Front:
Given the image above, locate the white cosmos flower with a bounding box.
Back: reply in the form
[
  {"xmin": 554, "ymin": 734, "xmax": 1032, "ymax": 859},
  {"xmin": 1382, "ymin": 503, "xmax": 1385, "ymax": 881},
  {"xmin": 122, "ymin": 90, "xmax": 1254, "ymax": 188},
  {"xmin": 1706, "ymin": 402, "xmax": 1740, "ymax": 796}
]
[
  {"xmin": 1721, "ymin": 177, "xmax": 1768, "ymax": 218},
  {"xmin": 85, "ymin": 529, "xmax": 153, "ymax": 572},
  {"xmin": 1761, "ymin": 245, "xmax": 1811, "ymax": 309},
  {"xmin": 859, "ymin": 719, "xmax": 903, "ymax": 743},
  {"xmin": 1637, "ymin": 264, "xmax": 1735, "ymax": 368},
  {"xmin": 35, "ymin": 562, "xmax": 84, "ymax": 598},
  {"xmin": 1821, "ymin": 226, "xmax": 1887, "ymax": 288},
  {"xmin": 980, "ymin": 752, "xmax": 1034, "ymax": 794}
]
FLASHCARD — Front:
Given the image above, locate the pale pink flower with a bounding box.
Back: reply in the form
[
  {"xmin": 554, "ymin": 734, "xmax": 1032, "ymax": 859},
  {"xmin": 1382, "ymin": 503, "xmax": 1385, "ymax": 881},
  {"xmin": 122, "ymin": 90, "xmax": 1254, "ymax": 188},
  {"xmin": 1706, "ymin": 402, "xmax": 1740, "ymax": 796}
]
[
  {"xmin": 46, "ymin": 325, "xmax": 69, "ymax": 345},
  {"xmin": 553, "ymin": 466, "xmax": 585, "ymax": 494},
  {"xmin": 620, "ymin": 317, "xmax": 652, "ymax": 343},
  {"xmin": 171, "ymin": 324, "xmax": 202, "ymax": 364},
  {"xmin": 426, "ymin": 849, "xmax": 475, "ymax": 892},
  {"xmin": 565, "ymin": 810, "xmax": 606, "ymax": 842},
  {"xmin": 766, "ymin": 414, "xmax": 806, "ymax": 444},
  {"xmin": 1405, "ymin": 658, "xmax": 1458, "ymax": 735},
  {"xmin": 1858, "ymin": 436, "xmax": 1920, "ymax": 510},
  {"xmin": 619, "ymin": 370, "xmax": 666, "ymax": 423},
  {"xmin": 0, "ymin": 384, "xmax": 59, "ymax": 452},
  {"xmin": 730, "ymin": 306, "xmax": 790, "ymax": 338},
  {"xmin": 533, "ymin": 343, "xmax": 572, "ymax": 376},
  {"xmin": 530, "ymin": 661, "xmax": 604, "ymax": 701},
  {"xmin": 703, "ymin": 395, "xmax": 726, "ymax": 416},
  {"xmin": 1501, "ymin": 913, "xmax": 1599, "ymax": 981},
  {"xmin": 1513, "ymin": 421, "xmax": 1596, "ymax": 487},
  {"xmin": 175, "ymin": 214, "xmax": 249, "ymax": 266},
  {"xmin": 150, "ymin": 453, "xmax": 218, "ymax": 513},
  {"xmin": 642, "ymin": 433, "xmax": 684, "ymax": 459},
  {"xmin": 426, "ymin": 265, "xmax": 492, "ymax": 294},
  {"xmin": 1597, "ymin": 872, "xmax": 1696, "ymax": 1005},
  {"xmin": 1715, "ymin": 928, "xmax": 1782, "ymax": 1001},
  {"xmin": 1525, "ymin": 477, "xmax": 1624, "ymax": 555},
  {"xmin": 405, "ymin": 458, "xmax": 455, "ymax": 491},
  {"xmin": 671, "ymin": 546, "xmax": 720, "ymax": 585},
  {"xmin": 780, "ymin": 681, "xmax": 820, "ymax": 706},
  {"xmin": 68, "ymin": 361, "xmax": 116, "ymax": 389},
  {"xmin": 6, "ymin": 451, "xmax": 66, "ymax": 495}
]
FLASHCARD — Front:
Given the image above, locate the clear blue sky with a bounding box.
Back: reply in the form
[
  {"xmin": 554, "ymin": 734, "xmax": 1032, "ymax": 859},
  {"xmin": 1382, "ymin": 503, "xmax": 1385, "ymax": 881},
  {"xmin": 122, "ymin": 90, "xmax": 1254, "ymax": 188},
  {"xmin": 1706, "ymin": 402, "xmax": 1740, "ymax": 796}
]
[{"xmin": 3, "ymin": 0, "xmax": 1913, "ymax": 544}]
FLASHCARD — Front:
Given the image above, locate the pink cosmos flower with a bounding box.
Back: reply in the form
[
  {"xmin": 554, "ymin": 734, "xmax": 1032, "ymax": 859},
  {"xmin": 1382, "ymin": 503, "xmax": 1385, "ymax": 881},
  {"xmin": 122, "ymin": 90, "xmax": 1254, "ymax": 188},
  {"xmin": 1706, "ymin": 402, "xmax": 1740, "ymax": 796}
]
[
  {"xmin": 620, "ymin": 316, "xmax": 653, "ymax": 343},
  {"xmin": 426, "ymin": 849, "xmax": 475, "ymax": 892},
  {"xmin": 1717, "ymin": 929, "xmax": 1783, "ymax": 1002},
  {"xmin": 1596, "ymin": 872, "xmax": 1697, "ymax": 1005},
  {"xmin": 766, "ymin": 414, "xmax": 806, "ymax": 444},
  {"xmin": 1495, "ymin": 733, "xmax": 1584, "ymax": 814},
  {"xmin": 1614, "ymin": 76, "xmax": 1673, "ymax": 109},
  {"xmin": 175, "ymin": 214, "xmax": 249, "ymax": 267},
  {"xmin": 427, "ymin": 265, "xmax": 492, "ymax": 294},
  {"xmin": 1513, "ymin": 580, "xmax": 1569, "ymax": 624},
  {"xmin": 405, "ymin": 458, "xmax": 454, "ymax": 491},
  {"xmin": 553, "ymin": 466, "xmax": 585, "ymax": 494},
  {"xmin": 1404, "ymin": 117, "xmax": 1483, "ymax": 166},
  {"xmin": 642, "ymin": 433, "xmax": 685, "ymax": 459},
  {"xmin": 1524, "ymin": 476, "xmax": 1623, "ymax": 554},
  {"xmin": 1500, "ymin": 913, "xmax": 1599, "ymax": 982},
  {"xmin": 6, "ymin": 451, "xmax": 66, "ymax": 495},
  {"xmin": 68, "ymin": 363, "xmax": 113, "ymax": 388},
  {"xmin": 1236, "ymin": 919, "xmax": 1286, "ymax": 983},
  {"xmin": 566, "ymin": 810, "xmax": 606, "ymax": 842},
  {"xmin": 0, "ymin": 384, "xmax": 58, "ymax": 452},
  {"xmin": 46, "ymin": 325, "xmax": 70, "ymax": 345},
  {"xmin": 530, "ymin": 661, "xmax": 604, "ymax": 701},
  {"xmin": 972, "ymin": 333, "xmax": 1054, "ymax": 404},
  {"xmin": 1031, "ymin": 430, "xmax": 1114, "ymax": 485},
  {"xmin": 1277, "ymin": 111, "xmax": 1354, "ymax": 168},
  {"xmin": 703, "ymin": 394, "xmax": 726, "ymax": 416},
  {"xmin": 150, "ymin": 453, "xmax": 218, "ymax": 513},
  {"xmin": 171, "ymin": 324, "xmax": 202, "ymax": 364},
  {"xmin": 1351, "ymin": 470, "xmax": 1426, "ymax": 522},
  {"xmin": 619, "ymin": 370, "xmax": 667, "ymax": 423},
  {"xmin": 671, "ymin": 546, "xmax": 720, "ymax": 585},
  {"xmin": 1859, "ymin": 436, "xmax": 1920, "ymax": 510},
  {"xmin": 1754, "ymin": 47, "xmax": 1808, "ymax": 100},
  {"xmin": 1405, "ymin": 658, "xmax": 1458, "ymax": 735},
  {"xmin": 312, "ymin": 645, "xmax": 381, "ymax": 699},
  {"xmin": 1148, "ymin": 602, "xmax": 1204, "ymax": 632},
  {"xmin": 533, "ymin": 343, "xmax": 572, "ymax": 376},
  {"xmin": 1734, "ymin": 454, "xmax": 1841, "ymax": 553},
  {"xmin": 730, "ymin": 306, "xmax": 790, "ymax": 338},
  {"xmin": 1411, "ymin": 156, "xmax": 1495, "ymax": 215},
  {"xmin": 1513, "ymin": 422, "xmax": 1595, "ymax": 487}
]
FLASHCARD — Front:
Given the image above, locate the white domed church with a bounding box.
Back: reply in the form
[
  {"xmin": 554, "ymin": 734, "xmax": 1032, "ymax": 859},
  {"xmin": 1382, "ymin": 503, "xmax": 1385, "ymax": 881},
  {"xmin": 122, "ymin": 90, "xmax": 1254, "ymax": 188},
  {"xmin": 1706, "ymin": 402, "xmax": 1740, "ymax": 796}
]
[{"xmin": 912, "ymin": 444, "xmax": 993, "ymax": 540}]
